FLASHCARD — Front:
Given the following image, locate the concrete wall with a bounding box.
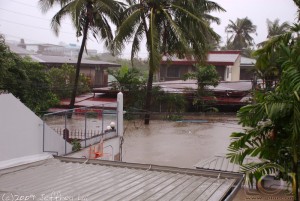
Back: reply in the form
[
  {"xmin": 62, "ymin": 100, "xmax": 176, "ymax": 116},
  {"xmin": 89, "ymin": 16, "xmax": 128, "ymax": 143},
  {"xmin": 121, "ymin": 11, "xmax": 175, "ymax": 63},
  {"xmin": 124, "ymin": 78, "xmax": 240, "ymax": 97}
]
[
  {"xmin": 0, "ymin": 93, "xmax": 72, "ymax": 161},
  {"xmin": 231, "ymin": 55, "xmax": 241, "ymax": 81}
]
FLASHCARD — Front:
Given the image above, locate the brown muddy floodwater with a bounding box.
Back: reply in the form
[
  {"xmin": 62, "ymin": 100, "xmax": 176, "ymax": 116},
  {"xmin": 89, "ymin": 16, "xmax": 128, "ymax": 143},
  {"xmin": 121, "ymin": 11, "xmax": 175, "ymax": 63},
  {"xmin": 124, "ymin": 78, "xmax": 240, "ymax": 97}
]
[{"xmin": 122, "ymin": 118, "xmax": 243, "ymax": 168}]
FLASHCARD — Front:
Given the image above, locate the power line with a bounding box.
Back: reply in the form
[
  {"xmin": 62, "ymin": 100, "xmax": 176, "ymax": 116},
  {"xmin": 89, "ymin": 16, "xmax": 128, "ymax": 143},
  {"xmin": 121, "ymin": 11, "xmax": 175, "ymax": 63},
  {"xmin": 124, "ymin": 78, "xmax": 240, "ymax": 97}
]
[
  {"xmin": 0, "ymin": 7, "xmax": 73, "ymax": 26},
  {"xmin": 0, "ymin": 18, "xmax": 75, "ymax": 35},
  {"xmin": 10, "ymin": 0, "xmax": 39, "ymax": 8},
  {"xmin": 0, "ymin": 8, "xmax": 50, "ymax": 22}
]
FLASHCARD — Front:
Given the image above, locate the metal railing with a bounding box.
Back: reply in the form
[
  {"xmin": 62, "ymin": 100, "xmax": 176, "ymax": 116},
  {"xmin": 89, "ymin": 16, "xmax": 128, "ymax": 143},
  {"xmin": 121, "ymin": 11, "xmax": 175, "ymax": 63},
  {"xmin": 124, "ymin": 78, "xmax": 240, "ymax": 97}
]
[{"xmin": 42, "ymin": 103, "xmax": 118, "ymax": 156}]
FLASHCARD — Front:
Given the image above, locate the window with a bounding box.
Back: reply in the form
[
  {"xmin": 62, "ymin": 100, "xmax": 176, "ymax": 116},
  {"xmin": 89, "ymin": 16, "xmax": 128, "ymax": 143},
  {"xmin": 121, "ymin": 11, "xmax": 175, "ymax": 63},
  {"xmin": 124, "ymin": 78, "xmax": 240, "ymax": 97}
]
[{"xmin": 167, "ymin": 67, "xmax": 180, "ymax": 78}]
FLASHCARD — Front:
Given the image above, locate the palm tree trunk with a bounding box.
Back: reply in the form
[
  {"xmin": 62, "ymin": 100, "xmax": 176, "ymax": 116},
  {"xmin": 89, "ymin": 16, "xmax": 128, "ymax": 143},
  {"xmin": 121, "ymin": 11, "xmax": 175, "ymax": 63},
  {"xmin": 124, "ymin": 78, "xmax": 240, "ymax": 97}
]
[
  {"xmin": 69, "ymin": 19, "xmax": 89, "ymax": 111},
  {"xmin": 293, "ymin": 151, "xmax": 299, "ymax": 201},
  {"xmin": 144, "ymin": 68, "xmax": 153, "ymax": 125}
]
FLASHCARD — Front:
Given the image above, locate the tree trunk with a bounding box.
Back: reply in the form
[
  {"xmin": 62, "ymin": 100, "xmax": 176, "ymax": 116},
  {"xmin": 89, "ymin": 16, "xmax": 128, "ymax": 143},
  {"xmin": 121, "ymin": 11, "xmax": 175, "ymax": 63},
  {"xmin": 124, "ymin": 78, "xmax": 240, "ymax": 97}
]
[
  {"xmin": 144, "ymin": 69, "xmax": 154, "ymax": 125},
  {"xmin": 69, "ymin": 18, "xmax": 89, "ymax": 111},
  {"xmin": 293, "ymin": 158, "xmax": 299, "ymax": 201}
]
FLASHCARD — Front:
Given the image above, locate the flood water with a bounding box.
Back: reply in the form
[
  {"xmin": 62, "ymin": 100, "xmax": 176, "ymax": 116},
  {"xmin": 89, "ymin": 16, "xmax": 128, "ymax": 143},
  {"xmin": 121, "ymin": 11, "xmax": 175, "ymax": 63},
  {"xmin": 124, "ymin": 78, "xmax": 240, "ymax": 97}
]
[{"xmin": 122, "ymin": 118, "xmax": 243, "ymax": 168}]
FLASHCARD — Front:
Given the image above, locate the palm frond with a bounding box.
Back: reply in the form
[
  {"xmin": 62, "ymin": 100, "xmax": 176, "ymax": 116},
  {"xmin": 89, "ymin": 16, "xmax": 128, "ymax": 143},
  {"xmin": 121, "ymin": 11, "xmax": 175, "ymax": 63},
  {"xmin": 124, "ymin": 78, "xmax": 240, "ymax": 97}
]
[
  {"xmin": 50, "ymin": 3, "xmax": 75, "ymax": 36},
  {"xmin": 242, "ymin": 162, "xmax": 284, "ymax": 187},
  {"xmin": 131, "ymin": 23, "xmax": 144, "ymax": 62},
  {"xmin": 114, "ymin": 8, "xmax": 142, "ymax": 54},
  {"xmin": 148, "ymin": 8, "xmax": 161, "ymax": 72}
]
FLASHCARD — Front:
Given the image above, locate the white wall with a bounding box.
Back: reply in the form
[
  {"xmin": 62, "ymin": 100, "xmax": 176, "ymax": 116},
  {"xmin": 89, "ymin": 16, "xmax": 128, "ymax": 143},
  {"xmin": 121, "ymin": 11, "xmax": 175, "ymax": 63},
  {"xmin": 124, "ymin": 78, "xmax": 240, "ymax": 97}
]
[
  {"xmin": 231, "ymin": 55, "xmax": 241, "ymax": 81},
  {"xmin": 0, "ymin": 93, "xmax": 72, "ymax": 161}
]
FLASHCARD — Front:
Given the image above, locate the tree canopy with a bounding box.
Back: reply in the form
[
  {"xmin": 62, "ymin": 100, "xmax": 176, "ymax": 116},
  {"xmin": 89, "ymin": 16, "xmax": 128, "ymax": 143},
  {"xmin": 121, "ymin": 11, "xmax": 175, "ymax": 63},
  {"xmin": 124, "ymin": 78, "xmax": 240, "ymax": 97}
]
[
  {"xmin": 0, "ymin": 35, "xmax": 58, "ymax": 114},
  {"xmin": 225, "ymin": 17, "xmax": 257, "ymax": 50},
  {"xmin": 227, "ymin": 24, "xmax": 300, "ymax": 200},
  {"xmin": 39, "ymin": 0, "xmax": 125, "ymax": 109},
  {"xmin": 113, "ymin": 0, "xmax": 225, "ymax": 124}
]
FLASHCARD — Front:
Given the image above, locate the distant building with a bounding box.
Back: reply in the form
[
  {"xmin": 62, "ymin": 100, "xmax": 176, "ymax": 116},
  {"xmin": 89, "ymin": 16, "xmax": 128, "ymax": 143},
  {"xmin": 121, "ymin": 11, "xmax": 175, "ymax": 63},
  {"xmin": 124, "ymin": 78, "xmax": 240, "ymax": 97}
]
[
  {"xmin": 7, "ymin": 42, "xmax": 120, "ymax": 87},
  {"xmin": 240, "ymin": 57, "xmax": 256, "ymax": 80},
  {"xmin": 159, "ymin": 51, "xmax": 256, "ymax": 82},
  {"xmin": 24, "ymin": 42, "xmax": 98, "ymax": 57}
]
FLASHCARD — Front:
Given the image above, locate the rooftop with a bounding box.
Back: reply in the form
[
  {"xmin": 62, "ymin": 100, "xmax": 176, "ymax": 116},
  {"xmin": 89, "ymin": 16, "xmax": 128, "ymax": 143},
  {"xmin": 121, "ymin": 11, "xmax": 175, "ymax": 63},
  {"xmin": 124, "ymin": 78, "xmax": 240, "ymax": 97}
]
[
  {"xmin": 240, "ymin": 57, "xmax": 256, "ymax": 66},
  {"xmin": 0, "ymin": 156, "xmax": 243, "ymax": 201},
  {"xmin": 34, "ymin": 54, "xmax": 120, "ymax": 67},
  {"xmin": 6, "ymin": 43, "xmax": 120, "ymax": 67},
  {"xmin": 194, "ymin": 155, "xmax": 259, "ymax": 173},
  {"xmin": 161, "ymin": 51, "xmax": 241, "ymax": 66},
  {"xmin": 154, "ymin": 80, "xmax": 252, "ymax": 93}
]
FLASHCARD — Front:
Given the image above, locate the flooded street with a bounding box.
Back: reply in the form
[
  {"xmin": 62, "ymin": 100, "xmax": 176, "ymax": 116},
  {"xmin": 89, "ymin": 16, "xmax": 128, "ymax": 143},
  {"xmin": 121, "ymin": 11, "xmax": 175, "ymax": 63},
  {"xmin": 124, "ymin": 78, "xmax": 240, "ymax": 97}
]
[{"xmin": 122, "ymin": 118, "xmax": 244, "ymax": 168}]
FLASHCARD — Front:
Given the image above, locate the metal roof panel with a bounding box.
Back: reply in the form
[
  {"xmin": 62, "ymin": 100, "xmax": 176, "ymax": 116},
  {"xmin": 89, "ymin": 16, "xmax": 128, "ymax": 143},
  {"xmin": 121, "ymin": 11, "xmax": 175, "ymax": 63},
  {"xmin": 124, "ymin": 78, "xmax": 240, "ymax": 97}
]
[{"xmin": 0, "ymin": 158, "xmax": 242, "ymax": 201}]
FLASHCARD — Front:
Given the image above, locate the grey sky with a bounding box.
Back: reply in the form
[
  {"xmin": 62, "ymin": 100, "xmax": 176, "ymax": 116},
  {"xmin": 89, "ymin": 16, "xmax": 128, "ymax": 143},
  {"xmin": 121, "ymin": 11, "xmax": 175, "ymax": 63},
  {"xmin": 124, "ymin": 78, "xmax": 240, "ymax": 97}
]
[{"xmin": 0, "ymin": 0, "xmax": 298, "ymax": 58}]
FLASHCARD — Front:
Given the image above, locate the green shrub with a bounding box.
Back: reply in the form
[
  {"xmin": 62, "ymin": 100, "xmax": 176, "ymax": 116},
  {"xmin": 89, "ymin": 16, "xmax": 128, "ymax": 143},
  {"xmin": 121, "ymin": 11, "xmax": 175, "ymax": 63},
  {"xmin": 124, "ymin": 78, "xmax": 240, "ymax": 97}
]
[{"xmin": 71, "ymin": 139, "xmax": 81, "ymax": 152}]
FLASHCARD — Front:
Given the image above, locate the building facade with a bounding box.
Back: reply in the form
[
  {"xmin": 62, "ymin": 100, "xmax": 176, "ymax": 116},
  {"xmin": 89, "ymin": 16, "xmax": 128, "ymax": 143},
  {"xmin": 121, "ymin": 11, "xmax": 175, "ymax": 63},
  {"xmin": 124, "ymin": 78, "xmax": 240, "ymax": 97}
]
[{"xmin": 159, "ymin": 51, "xmax": 247, "ymax": 82}]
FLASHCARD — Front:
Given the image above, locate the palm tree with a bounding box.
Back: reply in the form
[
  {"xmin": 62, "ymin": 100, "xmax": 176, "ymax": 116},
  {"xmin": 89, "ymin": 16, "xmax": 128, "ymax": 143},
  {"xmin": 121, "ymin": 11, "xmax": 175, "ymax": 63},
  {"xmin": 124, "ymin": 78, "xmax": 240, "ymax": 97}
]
[
  {"xmin": 114, "ymin": 0, "xmax": 225, "ymax": 124},
  {"xmin": 39, "ymin": 0, "xmax": 124, "ymax": 110},
  {"xmin": 266, "ymin": 18, "xmax": 290, "ymax": 38},
  {"xmin": 293, "ymin": 0, "xmax": 300, "ymax": 22},
  {"xmin": 254, "ymin": 20, "xmax": 290, "ymax": 90},
  {"xmin": 225, "ymin": 17, "xmax": 257, "ymax": 50}
]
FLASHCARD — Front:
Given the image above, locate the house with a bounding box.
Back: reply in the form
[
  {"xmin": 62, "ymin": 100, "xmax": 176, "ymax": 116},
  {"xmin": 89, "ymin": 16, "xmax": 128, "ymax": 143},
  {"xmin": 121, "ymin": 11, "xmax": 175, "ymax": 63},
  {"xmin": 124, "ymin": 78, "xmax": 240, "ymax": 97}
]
[
  {"xmin": 240, "ymin": 57, "xmax": 256, "ymax": 80},
  {"xmin": 159, "ymin": 51, "xmax": 255, "ymax": 82},
  {"xmin": 153, "ymin": 80, "xmax": 252, "ymax": 111},
  {"xmin": 7, "ymin": 43, "xmax": 121, "ymax": 87},
  {"xmin": 30, "ymin": 54, "xmax": 120, "ymax": 87}
]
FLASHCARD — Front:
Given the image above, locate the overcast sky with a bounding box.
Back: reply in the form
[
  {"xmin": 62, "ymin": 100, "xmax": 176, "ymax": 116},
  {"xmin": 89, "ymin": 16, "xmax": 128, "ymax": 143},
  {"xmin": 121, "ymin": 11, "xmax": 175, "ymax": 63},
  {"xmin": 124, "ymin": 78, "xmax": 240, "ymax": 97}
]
[{"xmin": 0, "ymin": 0, "xmax": 298, "ymax": 58}]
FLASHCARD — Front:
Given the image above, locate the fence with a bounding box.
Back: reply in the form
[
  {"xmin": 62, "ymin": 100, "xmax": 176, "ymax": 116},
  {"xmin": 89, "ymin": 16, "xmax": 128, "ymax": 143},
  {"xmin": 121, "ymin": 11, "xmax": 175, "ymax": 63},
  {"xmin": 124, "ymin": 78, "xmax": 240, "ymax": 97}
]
[{"xmin": 42, "ymin": 102, "xmax": 119, "ymax": 156}]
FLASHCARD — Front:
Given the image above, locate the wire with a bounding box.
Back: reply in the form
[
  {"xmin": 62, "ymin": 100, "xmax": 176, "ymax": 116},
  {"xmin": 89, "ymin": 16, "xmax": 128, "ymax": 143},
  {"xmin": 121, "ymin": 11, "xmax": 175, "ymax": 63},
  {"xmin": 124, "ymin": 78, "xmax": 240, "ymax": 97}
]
[
  {"xmin": 0, "ymin": 18, "xmax": 75, "ymax": 35},
  {"xmin": 0, "ymin": 7, "xmax": 51, "ymax": 22},
  {"xmin": 0, "ymin": 7, "xmax": 73, "ymax": 26},
  {"xmin": 10, "ymin": 0, "xmax": 39, "ymax": 8}
]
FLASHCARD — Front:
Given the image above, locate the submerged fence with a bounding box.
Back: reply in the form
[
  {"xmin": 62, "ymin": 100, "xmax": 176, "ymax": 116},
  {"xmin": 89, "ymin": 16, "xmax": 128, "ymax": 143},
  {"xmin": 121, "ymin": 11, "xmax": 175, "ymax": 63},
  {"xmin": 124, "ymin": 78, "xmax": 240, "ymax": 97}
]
[{"xmin": 42, "ymin": 103, "xmax": 119, "ymax": 155}]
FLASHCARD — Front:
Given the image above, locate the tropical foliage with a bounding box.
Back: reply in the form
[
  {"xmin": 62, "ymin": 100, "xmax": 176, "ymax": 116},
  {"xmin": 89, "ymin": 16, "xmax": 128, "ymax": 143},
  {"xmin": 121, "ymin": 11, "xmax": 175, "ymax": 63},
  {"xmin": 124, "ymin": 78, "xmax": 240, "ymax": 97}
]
[
  {"xmin": 184, "ymin": 65, "xmax": 220, "ymax": 111},
  {"xmin": 266, "ymin": 18, "xmax": 290, "ymax": 38},
  {"xmin": 39, "ymin": 0, "xmax": 124, "ymax": 109},
  {"xmin": 113, "ymin": 0, "xmax": 224, "ymax": 124},
  {"xmin": 47, "ymin": 64, "xmax": 90, "ymax": 99},
  {"xmin": 108, "ymin": 66, "xmax": 186, "ymax": 117},
  {"xmin": 227, "ymin": 24, "xmax": 300, "ymax": 200},
  {"xmin": 0, "ymin": 35, "xmax": 58, "ymax": 114},
  {"xmin": 108, "ymin": 66, "xmax": 145, "ymax": 109},
  {"xmin": 225, "ymin": 17, "xmax": 257, "ymax": 50},
  {"xmin": 108, "ymin": 66, "xmax": 145, "ymax": 92}
]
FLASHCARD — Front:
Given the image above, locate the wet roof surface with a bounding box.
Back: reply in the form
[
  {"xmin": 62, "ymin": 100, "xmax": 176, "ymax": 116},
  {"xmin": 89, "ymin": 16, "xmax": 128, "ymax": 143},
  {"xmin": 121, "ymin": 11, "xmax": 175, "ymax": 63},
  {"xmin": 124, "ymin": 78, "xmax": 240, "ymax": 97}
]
[
  {"xmin": 161, "ymin": 52, "xmax": 240, "ymax": 64},
  {"xmin": 0, "ymin": 157, "xmax": 242, "ymax": 201},
  {"xmin": 154, "ymin": 80, "xmax": 252, "ymax": 92}
]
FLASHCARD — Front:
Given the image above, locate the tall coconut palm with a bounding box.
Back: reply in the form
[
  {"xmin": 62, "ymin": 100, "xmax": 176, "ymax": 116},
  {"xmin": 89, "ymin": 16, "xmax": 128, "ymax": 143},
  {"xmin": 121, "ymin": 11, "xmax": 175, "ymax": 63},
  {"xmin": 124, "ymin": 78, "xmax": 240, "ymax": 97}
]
[
  {"xmin": 293, "ymin": 0, "xmax": 300, "ymax": 22},
  {"xmin": 39, "ymin": 0, "xmax": 124, "ymax": 110},
  {"xmin": 114, "ymin": 0, "xmax": 225, "ymax": 124},
  {"xmin": 266, "ymin": 18, "xmax": 290, "ymax": 38},
  {"xmin": 225, "ymin": 17, "xmax": 257, "ymax": 50}
]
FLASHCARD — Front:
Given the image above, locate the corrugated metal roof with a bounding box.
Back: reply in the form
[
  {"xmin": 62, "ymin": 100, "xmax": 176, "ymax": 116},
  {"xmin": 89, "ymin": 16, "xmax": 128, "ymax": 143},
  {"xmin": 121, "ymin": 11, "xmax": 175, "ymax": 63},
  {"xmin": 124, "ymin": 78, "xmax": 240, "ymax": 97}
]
[
  {"xmin": 7, "ymin": 43, "xmax": 35, "ymax": 55},
  {"xmin": 6, "ymin": 43, "xmax": 120, "ymax": 67},
  {"xmin": 154, "ymin": 80, "xmax": 252, "ymax": 92},
  {"xmin": 207, "ymin": 54, "xmax": 239, "ymax": 64},
  {"xmin": 0, "ymin": 157, "xmax": 242, "ymax": 201},
  {"xmin": 161, "ymin": 52, "xmax": 240, "ymax": 64},
  {"xmin": 35, "ymin": 55, "xmax": 120, "ymax": 66},
  {"xmin": 241, "ymin": 57, "xmax": 256, "ymax": 65},
  {"xmin": 194, "ymin": 155, "xmax": 259, "ymax": 173}
]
